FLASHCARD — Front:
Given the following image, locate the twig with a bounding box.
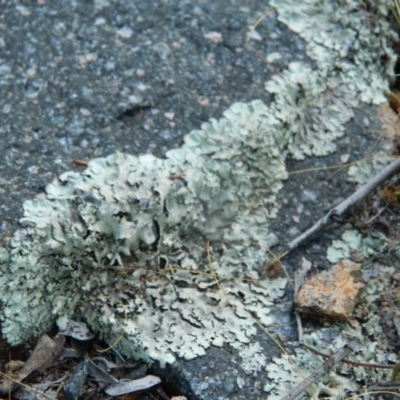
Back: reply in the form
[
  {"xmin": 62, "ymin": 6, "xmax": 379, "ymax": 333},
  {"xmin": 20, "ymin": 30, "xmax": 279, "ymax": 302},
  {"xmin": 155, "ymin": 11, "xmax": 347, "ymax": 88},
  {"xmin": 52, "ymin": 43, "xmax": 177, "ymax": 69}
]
[
  {"xmin": 294, "ymin": 273, "xmax": 304, "ymax": 343},
  {"xmin": 285, "ymin": 157, "xmax": 400, "ymax": 254},
  {"xmin": 294, "ymin": 312, "xmax": 303, "ymax": 343},
  {"xmin": 365, "ymin": 205, "xmax": 389, "ymax": 225},
  {"xmin": 280, "ymin": 346, "xmax": 351, "ymax": 400},
  {"xmin": 369, "ymin": 380, "xmax": 400, "ymax": 391},
  {"xmin": 72, "ymin": 159, "xmax": 88, "ymax": 167},
  {"xmin": 55, "ymin": 373, "xmax": 70, "ymax": 396},
  {"xmin": 301, "ymin": 343, "xmax": 393, "ymax": 369}
]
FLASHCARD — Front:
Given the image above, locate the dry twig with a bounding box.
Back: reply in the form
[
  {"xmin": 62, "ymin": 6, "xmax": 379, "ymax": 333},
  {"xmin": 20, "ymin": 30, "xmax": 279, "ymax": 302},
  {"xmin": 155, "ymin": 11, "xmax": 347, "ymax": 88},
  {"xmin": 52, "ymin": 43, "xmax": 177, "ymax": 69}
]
[
  {"xmin": 280, "ymin": 346, "xmax": 351, "ymax": 400},
  {"xmin": 285, "ymin": 157, "xmax": 400, "ymax": 254},
  {"xmin": 300, "ymin": 343, "xmax": 393, "ymax": 370},
  {"xmin": 369, "ymin": 380, "xmax": 400, "ymax": 392}
]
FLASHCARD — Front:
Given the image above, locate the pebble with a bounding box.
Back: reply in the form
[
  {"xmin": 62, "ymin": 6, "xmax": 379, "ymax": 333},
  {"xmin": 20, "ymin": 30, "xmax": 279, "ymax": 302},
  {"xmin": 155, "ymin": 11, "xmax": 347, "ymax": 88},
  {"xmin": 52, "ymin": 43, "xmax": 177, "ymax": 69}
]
[{"xmin": 294, "ymin": 259, "xmax": 364, "ymax": 321}]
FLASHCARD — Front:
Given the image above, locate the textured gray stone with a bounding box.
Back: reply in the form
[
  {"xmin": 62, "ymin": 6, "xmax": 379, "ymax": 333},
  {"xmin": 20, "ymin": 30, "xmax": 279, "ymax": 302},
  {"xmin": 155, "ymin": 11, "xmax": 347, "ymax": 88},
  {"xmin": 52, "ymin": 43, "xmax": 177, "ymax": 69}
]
[{"xmin": 0, "ymin": 1, "xmax": 396, "ymax": 399}]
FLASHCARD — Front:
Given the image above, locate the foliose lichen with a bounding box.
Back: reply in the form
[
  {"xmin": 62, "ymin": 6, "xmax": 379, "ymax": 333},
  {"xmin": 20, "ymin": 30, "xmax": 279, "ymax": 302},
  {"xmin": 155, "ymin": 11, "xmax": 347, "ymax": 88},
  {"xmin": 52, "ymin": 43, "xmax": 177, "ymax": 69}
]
[
  {"xmin": 327, "ymin": 230, "xmax": 387, "ymax": 263},
  {"xmin": 270, "ymin": 0, "xmax": 395, "ymax": 105},
  {"xmin": 262, "ymin": 1, "xmax": 398, "ymax": 395},
  {"xmin": 347, "ymin": 151, "xmax": 395, "ymax": 185},
  {"xmin": 266, "ymin": 62, "xmax": 357, "ymax": 159},
  {"xmin": 0, "ymin": 0, "xmax": 396, "ymax": 375},
  {"xmin": 264, "ymin": 265, "xmax": 396, "ymax": 399},
  {"xmin": 267, "ymin": 0, "xmax": 396, "ymax": 160},
  {"xmin": 0, "ymin": 102, "xmax": 288, "ymax": 367}
]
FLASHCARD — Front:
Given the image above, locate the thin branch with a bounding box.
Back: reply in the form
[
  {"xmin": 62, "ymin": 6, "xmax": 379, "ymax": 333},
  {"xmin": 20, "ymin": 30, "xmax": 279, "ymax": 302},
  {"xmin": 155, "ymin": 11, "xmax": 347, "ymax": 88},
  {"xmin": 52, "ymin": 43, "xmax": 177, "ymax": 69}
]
[
  {"xmin": 294, "ymin": 312, "xmax": 303, "ymax": 343},
  {"xmin": 285, "ymin": 157, "xmax": 400, "ymax": 254},
  {"xmin": 369, "ymin": 380, "xmax": 400, "ymax": 391},
  {"xmin": 280, "ymin": 346, "xmax": 351, "ymax": 400},
  {"xmin": 301, "ymin": 343, "xmax": 394, "ymax": 369},
  {"xmin": 294, "ymin": 273, "xmax": 304, "ymax": 343},
  {"xmin": 365, "ymin": 204, "xmax": 388, "ymax": 224}
]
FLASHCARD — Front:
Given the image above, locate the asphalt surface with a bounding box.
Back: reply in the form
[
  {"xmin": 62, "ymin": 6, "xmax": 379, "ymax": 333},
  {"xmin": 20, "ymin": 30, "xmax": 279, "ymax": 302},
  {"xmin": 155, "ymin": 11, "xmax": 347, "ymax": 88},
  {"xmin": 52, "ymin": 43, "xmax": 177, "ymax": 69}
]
[
  {"xmin": 0, "ymin": 1, "xmax": 392, "ymax": 399},
  {"xmin": 0, "ymin": 0, "xmax": 307, "ymax": 234}
]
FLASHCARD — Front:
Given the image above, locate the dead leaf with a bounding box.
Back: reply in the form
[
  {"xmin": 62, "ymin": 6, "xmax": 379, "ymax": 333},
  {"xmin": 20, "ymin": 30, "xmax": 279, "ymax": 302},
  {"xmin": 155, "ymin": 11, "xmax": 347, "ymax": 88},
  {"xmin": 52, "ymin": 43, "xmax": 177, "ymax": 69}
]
[
  {"xmin": 0, "ymin": 333, "xmax": 65, "ymax": 394},
  {"xmin": 86, "ymin": 354, "xmax": 117, "ymax": 387},
  {"xmin": 105, "ymin": 375, "xmax": 161, "ymax": 396}
]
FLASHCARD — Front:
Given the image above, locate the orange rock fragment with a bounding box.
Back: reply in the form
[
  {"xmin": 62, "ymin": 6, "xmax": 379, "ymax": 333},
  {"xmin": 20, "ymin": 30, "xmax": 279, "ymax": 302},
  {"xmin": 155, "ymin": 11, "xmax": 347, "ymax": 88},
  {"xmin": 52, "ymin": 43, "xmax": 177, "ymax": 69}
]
[{"xmin": 294, "ymin": 259, "xmax": 364, "ymax": 322}]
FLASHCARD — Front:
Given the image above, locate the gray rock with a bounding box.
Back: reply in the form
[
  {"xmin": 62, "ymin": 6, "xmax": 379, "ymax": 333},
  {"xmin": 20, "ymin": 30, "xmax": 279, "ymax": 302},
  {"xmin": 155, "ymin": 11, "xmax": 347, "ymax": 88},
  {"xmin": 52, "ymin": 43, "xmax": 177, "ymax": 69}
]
[{"xmin": 0, "ymin": 1, "xmax": 396, "ymax": 399}]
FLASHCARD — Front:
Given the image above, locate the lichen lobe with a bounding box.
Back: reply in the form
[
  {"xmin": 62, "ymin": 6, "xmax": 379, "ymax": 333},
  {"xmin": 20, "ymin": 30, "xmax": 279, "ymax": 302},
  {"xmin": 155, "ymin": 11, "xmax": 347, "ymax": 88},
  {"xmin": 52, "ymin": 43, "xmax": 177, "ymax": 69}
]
[{"xmin": 0, "ymin": 102, "xmax": 287, "ymax": 366}]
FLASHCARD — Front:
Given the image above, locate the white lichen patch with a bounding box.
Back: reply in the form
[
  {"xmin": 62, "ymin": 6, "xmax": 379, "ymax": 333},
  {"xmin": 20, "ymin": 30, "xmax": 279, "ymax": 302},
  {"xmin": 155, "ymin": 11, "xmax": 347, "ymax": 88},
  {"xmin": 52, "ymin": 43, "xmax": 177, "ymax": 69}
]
[
  {"xmin": 0, "ymin": 0, "xmax": 397, "ymax": 377},
  {"xmin": 270, "ymin": 0, "xmax": 395, "ymax": 104},
  {"xmin": 239, "ymin": 342, "xmax": 268, "ymax": 374},
  {"xmin": 265, "ymin": 265, "xmax": 396, "ymax": 399},
  {"xmin": 327, "ymin": 230, "xmax": 387, "ymax": 263},
  {"xmin": 347, "ymin": 152, "xmax": 395, "ymax": 185},
  {"xmin": 268, "ymin": 0, "xmax": 396, "ymax": 160},
  {"xmin": 0, "ymin": 102, "xmax": 288, "ymax": 367},
  {"xmin": 266, "ymin": 63, "xmax": 357, "ymax": 159}
]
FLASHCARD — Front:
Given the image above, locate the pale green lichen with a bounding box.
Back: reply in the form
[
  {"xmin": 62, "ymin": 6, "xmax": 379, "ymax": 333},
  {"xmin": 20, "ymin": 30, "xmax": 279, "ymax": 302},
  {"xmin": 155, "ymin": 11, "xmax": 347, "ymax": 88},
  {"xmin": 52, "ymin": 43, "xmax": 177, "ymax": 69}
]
[
  {"xmin": 238, "ymin": 342, "xmax": 268, "ymax": 374},
  {"xmin": 0, "ymin": 0, "xmax": 396, "ymax": 376},
  {"xmin": 327, "ymin": 230, "xmax": 387, "ymax": 263},
  {"xmin": 266, "ymin": 63, "xmax": 356, "ymax": 159},
  {"xmin": 0, "ymin": 102, "xmax": 288, "ymax": 367},
  {"xmin": 264, "ymin": 1, "xmax": 397, "ymax": 396},
  {"xmin": 267, "ymin": 0, "xmax": 396, "ymax": 160},
  {"xmin": 264, "ymin": 265, "xmax": 396, "ymax": 399},
  {"xmin": 347, "ymin": 152, "xmax": 395, "ymax": 185},
  {"xmin": 270, "ymin": 0, "xmax": 395, "ymax": 104}
]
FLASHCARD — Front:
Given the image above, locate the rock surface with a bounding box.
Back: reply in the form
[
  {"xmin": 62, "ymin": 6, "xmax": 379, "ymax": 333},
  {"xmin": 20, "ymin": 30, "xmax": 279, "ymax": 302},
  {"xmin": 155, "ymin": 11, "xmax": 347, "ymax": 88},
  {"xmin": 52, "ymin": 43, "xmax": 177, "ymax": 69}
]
[{"xmin": 0, "ymin": 1, "xmax": 395, "ymax": 399}]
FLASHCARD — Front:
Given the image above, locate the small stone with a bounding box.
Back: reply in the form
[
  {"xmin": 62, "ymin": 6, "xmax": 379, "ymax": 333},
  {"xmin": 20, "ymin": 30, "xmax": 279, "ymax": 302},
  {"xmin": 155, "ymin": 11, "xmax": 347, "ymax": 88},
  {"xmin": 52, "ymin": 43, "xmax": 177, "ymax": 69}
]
[
  {"xmin": 152, "ymin": 42, "xmax": 171, "ymax": 59},
  {"xmin": 341, "ymin": 153, "xmax": 350, "ymax": 163},
  {"xmin": 197, "ymin": 97, "xmax": 210, "ymax": 106},
  {"xmin": 28, "ymin": 166, "xmax": 39, "ymax": 175},
  {"xmin": 80, "ymin": 108, "xmax": 92, "ymax": 117},
  {"xmin": 294, "ymin": 259, "xmax": 364, "ymax": 321},
  {"xmin": 246, "ymin": 29, "xmax": 262, "ymax": 41},
  {"xmin": 116, "ymin": 26, "xmax": 133, "ymax": 39},
  {"xmin": 203, "ymin": 32, "xmax": 223, "ymax": 43},
  {"xmin": 16, "ymin": 5, "xmax": 31, "ymax": 16}
]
